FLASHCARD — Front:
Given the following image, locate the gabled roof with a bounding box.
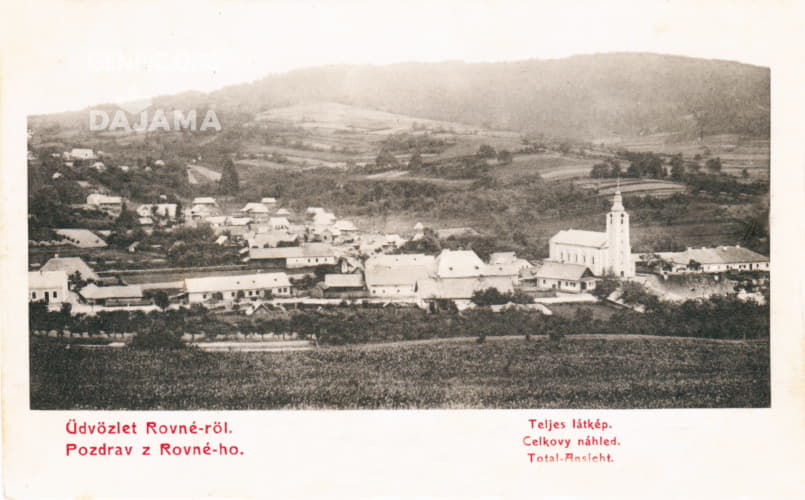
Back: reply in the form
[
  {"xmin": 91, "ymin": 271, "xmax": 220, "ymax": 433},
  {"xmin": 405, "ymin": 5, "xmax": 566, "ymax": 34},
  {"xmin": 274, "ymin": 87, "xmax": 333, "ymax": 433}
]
[
  {"xmin": 29, "ymin": 270, "xmax": 68, "ymax": 289},
  {"xmin": 249, "ymin": 243, "xmax": 335, "ymax": 260},
  {"xmin": 535, "ymin": 262, "xmax": 594, "ymax": 281},
  {"xmin": 275, "ymin": 208, "xmax": 291, "ymax": 216},
  {"xmin": 435, "ymin": 250, "xmax": 485, "ymax": 278},
  {"xmin": 550, "ymin": 229, "xmax": 608, "ymax": 248},
  {"xmin": 324, "ymin": 273, "xmax": 364, "ymax": 288},
  {"xmin": 333, "ymin": 220, "xmax": 358, "ymax": 231},
  {"xmin": 261, "ymin": 197, "xmax": 277, "ymax": 204},
  {"xmin": 40, "ymin": 257, "xmax": 99, "ymax": 280},
  {"xmin": 185, "ymin": 272, "xmax": 291, "ymax": 293},
  {"xmin": 241, "ymin": 202, "xmax": 270, "ymax": 214},
  {"xmin": 657, "ymin": 246, "xmax": 769, "ymax": 266},
  {"xmin": 366, "ymin": 254, "xmax": 435, "ymax": 268},
  {"xmin": 192, "ymin": 197, "xmax": 217, "ymax": 205},
  {"xmin": 80, "ymin": 284, "xmax": 143, "ymax": 300}
]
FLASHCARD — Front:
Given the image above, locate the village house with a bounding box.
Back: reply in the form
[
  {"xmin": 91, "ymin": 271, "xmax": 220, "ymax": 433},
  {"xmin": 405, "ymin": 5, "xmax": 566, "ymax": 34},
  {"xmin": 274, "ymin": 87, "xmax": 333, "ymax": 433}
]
[
  {"xmin": 261, "ymin": 197, "xmax": 277, "ymax": 207},
  {"xmin": 247, "ymin": 243, "xmax": 337, "ymax": 268},
  {"xmin": 240, "ymin": 202, "xmax": 270, "ymax": 222},
  {"xmin": 489, "ymin": 252, "xmax": 534, "ymax": 275},
  {"xmin": 548, "ymin": 185, "xmax": 635, "ymax": 277},
  {"xmin": 416, "ymin": 250, "xmax": 518, "ymax": 300},
  {"xmin": 136, "ymin": 203, "xmax": 178, "ymax": 220},
  {"xmin": 268, "ymin": 217, "xmax": 291, "ymax": 231},
  {"xmin": 79, "ymin": 284, "xmax": 145, "ymax": 306},
  {"xmin": 321, "ymin": 273, "xmax": 366, "ymax": 299},
  {"xmin": 654, "ymin": 246, "xmax": 769, "ymax": 274},
  {"xmin": 223, "ymin": 217, "xmax": 253, "ymax": 238},
  {"xmin": 247, "ymin": 231, "xmax": 299, "ymax": 249},
  {"xmin": 365, "ymin": 254, "xmax": 435, "ymax": 298},
  {"xmin": 531, "ymin": 262, "xmax": 597, "ymax": 293},
  {"xmin": 275, "ymin": 208, "xmax": 292, "ymax": 217},
  {"xmin": 86, "ymin": 193, "xmax": 123, "ymax": 216},
  {"xmin": 67, "ymin": 148, "xmax": 96, "ymax": 162},
  {"xmin": 29, "ymin": 270, "xmax": 69, "ymax": 308},
  {"xmin": 40, "ymin": 256, "xmax": 99, "ymax": 283},
  {"xmin": 185, "ymin": 272, "xmax": 292, "ymax": 304},
  {"xmin": 190, "ymin": 197, "xmax": 220, "ymax": 219}
]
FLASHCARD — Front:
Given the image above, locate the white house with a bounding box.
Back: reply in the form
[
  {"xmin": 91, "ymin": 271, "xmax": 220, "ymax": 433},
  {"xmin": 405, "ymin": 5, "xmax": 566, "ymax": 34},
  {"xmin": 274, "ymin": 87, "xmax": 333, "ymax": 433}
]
[
  {"xmin": 68, "ymin": 148, "xmax": 96, "ymax": 161},
  {"xmin": 240, "ymin": 202, "xmax": 270, "ymax": 221},
  {"xmin": 86, "ymin": 194, "xmax": 123, "ymax": 215},
  {"xmin": 533, "ymin": 262, "xmax": 597, "ymax": 293},
  {"xmin": 29, "ymin": 270, "xmax": 69, "ymax": 307},
  {"xmin": 40, "ymin": 256, "xmax": 99, "ymax": 282},
  {"xmin": 364, "ymin": 254, "xmax": 435, "ymax": 298},
  {"xmin": 191, "ymin": 197, "xmax": 220, "ymax": 218},
  {"xmin": 655, "ymin": 246, "xmax": 769, "ymax": 274},
  {"xmin": 416, "ymin": 250, "xmax": 518, "ymax": 300},
  {"xmin": 185, "ymin": 272, "xmax": 292, "ymax": 303}
]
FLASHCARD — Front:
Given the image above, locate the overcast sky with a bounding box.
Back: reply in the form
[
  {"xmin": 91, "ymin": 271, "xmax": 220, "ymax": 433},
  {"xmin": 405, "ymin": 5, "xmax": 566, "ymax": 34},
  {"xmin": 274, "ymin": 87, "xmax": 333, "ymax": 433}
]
[{"xmin": 2, "ymin": 0, "xmax": 796, "ymax": 115}]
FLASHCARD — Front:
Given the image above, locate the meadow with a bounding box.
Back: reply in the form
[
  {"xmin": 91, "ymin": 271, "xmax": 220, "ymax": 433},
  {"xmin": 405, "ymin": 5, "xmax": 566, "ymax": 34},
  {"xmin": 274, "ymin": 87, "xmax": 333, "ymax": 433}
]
[{"xmin": 30, "ymin": 335, "xmax": 769, "ymax": 410}]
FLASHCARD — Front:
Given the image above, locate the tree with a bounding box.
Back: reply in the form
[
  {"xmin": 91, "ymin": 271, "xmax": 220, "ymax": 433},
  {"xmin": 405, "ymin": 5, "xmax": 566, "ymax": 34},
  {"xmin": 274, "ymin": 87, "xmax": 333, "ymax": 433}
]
[
  {"xmin": 152, "ymin": 290, "xmax": 170, "ymax": 310},
  {"xmin": 496, "ymin": 149, "xmax": 513, "ymax": 164},
  {"xmin": 471, "ymin": 288, "xmax": 510, "ymax": 306},
  {"xmin": 219, "ymin": 158, "xmax": 240, "ymax": 196},
  {"xmin": 593, "ymin": 274, "xmax": 619, "ymax": 300},
  {"xmin": 706, "ymin": 157, "xmax": 722, "ymax": 173},
  {"xmin": 375, "ymin": 150, "xmax": 400, "ymax": 170},
  {"xmin": 68, "ymin": 271, "xmax": 87, "ymax": 291},
  {"xmin": 477, "ymin": 144, "xmax": 496, "ymax": 159},
  {"xmin": 407, "ymin": 151, "xmax": 423, "ymax": 170},
  {"xmin": 669, "ymin": 154, "xmax": 685, "ymax": 181},
  {"xmin": 687, "ymin": 259, "xmax": 702, "ymax": 272}
]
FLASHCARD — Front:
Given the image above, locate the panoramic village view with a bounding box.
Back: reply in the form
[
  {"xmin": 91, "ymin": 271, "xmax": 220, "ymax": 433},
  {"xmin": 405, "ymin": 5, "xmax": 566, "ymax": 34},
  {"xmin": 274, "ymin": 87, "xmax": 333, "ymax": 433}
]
[{"xmin": 27, "ymin": 54, "xmax": 770, "ymax": 409}]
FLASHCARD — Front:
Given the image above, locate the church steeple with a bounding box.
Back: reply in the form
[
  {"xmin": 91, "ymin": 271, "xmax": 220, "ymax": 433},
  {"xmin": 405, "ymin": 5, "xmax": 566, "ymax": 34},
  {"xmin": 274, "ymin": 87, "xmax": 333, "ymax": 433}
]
[
  {"xmin": 606, "ymin": 177, "xmax": 634, "ymax": 277},
  {"xmin": 611, "ymin": 177, "xmax": 624, "ymax": 212}
]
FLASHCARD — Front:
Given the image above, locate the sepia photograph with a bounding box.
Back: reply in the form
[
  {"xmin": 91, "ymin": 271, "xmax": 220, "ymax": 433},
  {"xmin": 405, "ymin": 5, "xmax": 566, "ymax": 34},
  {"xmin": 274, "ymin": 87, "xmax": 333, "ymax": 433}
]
[
  {"xmin": 26, "ymin": 49, "xmax": 771, "ymax": 410},
  {"xmin": 5, "ymin": 1, "xmax": 805, "ymax": 499}
]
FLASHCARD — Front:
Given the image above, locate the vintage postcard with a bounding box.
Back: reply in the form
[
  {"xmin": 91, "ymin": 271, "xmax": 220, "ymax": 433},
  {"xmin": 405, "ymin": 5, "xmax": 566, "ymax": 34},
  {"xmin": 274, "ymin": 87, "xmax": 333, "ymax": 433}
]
[{"xmin": 2, "ymin": 0, "xmax": 803, "ymax": 498}]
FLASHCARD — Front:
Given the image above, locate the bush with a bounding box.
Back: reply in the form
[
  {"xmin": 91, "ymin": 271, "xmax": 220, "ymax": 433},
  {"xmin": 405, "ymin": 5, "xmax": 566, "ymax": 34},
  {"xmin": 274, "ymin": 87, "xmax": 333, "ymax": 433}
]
[{"xmin": 131, "ymin": 320, "xmax": 186, "ymax": 350}]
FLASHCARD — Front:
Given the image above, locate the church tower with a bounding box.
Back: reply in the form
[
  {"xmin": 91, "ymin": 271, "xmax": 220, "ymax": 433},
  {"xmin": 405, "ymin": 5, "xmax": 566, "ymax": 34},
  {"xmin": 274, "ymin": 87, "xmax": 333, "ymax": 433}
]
[{"xmin": 606, "ymin": 182, "xmax": 635, "ymax": 277}]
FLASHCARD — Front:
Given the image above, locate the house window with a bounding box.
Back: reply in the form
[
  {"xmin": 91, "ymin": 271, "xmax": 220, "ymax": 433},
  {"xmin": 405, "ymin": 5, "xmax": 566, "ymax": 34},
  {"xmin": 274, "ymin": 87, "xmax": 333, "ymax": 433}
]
[
  {"xmin": 203, "ymin": 294, "xmax": 208, "ymax": 299},
  {"xmin": 53, "ymin": 291, "xmax": 58, "ymax": 298},
  {"xmin": 32, "ymin": 292, "xmax": 36, "ymax": 299}
]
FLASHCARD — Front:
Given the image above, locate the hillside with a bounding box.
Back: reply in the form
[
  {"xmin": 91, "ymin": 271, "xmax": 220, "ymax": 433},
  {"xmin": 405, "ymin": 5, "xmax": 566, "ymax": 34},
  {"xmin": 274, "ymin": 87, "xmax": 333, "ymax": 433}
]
[{"xmin": 30, "ymin": 53, "xmax": 770, "ymax": 142}]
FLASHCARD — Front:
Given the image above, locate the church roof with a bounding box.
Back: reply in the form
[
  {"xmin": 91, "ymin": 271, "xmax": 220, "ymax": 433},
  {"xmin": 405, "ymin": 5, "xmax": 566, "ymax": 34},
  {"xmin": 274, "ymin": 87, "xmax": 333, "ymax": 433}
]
[{"xmin": 550, "ymin": 230, "xmax": 608, "ymax": 248}]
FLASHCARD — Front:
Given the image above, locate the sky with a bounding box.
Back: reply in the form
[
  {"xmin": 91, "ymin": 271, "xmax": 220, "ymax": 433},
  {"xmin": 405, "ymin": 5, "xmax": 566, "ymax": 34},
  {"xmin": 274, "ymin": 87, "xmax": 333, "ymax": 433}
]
[{"xmin": 1, "ymin": 0, "xmax": 799, "ymax": 115}]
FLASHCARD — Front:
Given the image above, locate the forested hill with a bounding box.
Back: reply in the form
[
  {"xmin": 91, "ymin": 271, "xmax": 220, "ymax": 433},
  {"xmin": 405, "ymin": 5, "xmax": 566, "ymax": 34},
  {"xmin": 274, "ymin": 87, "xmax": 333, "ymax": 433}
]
[
  {"xmin": 205, "ymin": 53, "xmax": 769, "ymax": 140},
  {"xmin": 32, "ymin": 53, "xmax": 769, "ymax": 142}
]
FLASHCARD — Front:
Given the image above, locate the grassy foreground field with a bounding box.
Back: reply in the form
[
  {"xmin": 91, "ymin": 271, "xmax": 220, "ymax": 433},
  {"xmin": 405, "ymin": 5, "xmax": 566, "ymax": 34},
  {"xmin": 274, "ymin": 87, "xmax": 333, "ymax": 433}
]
[{"xmin": 30, "ymin": 336, "xmax": 769, "ymax": 410}]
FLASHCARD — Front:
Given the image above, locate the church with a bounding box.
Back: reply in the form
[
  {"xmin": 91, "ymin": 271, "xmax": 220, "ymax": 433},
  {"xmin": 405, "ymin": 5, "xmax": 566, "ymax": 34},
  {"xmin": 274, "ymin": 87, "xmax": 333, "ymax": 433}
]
[{"xmin": 547, "ymin": 185, "xmax": 635, "ymax": 277}]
